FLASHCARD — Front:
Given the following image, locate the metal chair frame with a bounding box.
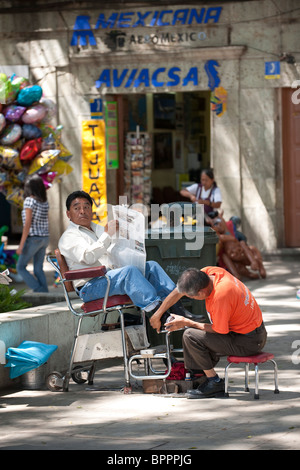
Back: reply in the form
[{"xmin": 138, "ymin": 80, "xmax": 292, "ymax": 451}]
[{"xmin": 46, "ymin": 251, "xmax": 172, "ymax": 392}]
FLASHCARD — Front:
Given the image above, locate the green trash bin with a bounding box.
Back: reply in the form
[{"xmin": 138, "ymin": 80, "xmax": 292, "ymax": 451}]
[{"xmin": 145, "ymin": 206, "xmax": 218, "ymax": 349}]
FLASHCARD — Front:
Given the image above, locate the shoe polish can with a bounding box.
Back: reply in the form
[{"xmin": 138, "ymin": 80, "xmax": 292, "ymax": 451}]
[{"xmin": 185, "ymin": 372, "xmax": 192, "ymax": 391}]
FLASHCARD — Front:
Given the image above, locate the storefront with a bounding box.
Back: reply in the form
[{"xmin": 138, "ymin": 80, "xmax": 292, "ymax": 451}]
[{"xmin": 0, "ymin": 0, "xmax": 299, "ymax": 251}]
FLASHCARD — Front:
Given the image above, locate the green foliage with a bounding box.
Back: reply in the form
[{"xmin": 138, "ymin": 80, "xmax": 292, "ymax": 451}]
[{"xmin": 0, "ymin": 285, "xmax": 31, "ymax": 313}]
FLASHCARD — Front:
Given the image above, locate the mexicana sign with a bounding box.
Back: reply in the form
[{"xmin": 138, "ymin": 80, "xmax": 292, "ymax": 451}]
[{"xmin": 70, "ymin": 7, "xmax": 222, "ymax": 46}]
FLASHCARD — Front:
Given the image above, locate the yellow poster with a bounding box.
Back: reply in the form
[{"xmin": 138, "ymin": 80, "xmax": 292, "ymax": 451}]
[{"xmin": 82, "ymin": 120, "xmax": 107, "ymax": 224}]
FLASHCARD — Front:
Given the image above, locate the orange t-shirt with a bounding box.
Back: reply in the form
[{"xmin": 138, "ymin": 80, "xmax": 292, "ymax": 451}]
[{"xmin": 201, "ymin": 266, "xmax": 263, "ymax": 334}]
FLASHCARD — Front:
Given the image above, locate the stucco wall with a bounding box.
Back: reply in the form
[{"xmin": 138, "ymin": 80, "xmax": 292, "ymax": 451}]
[{"xmin": 0, "ymin": 0, "xmax": 299, "ymax": 251}]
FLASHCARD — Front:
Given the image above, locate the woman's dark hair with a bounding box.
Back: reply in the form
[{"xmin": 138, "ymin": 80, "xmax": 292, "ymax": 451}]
[
  {"xmin": 177, "ymin": 268, "xmax": 210, "ymax": 296},
  {"xmin": 201, "ymin": 168, "xmax": 217, "ymax": 188},
  {"xmin": 24, "ymin": 174, "xmax": 47, "ymax": 202},
  {"xmin": 66, "ymin": 190, "xmax": 93, "ymax": 210}
]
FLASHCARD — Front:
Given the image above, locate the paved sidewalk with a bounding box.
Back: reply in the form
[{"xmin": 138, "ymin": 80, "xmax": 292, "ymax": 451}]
[{"xmin": 1, "ymin": 254, "xmax": 300, "ymax": 451}]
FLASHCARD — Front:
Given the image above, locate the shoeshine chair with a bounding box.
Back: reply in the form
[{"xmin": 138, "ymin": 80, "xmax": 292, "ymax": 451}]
[
  {"xmin": 46, "ymin": 249, "xmax": 173, "ymax": 392},
  {"xmin": 224, "ymin": 352, "xmax": 279, "ymax": 399}
]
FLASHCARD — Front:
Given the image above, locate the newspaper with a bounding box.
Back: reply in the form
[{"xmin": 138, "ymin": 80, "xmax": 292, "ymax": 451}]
[{"xmin": 108, "ymin": 205, "xmax": 146, "ymax": 275}]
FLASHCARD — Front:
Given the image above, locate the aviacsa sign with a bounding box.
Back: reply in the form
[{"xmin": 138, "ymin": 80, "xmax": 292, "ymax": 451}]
[
  {"xmin": 95, "ymin": 61, "xmax": 221, "ymax": 91},
  {"xmin": 70, "ymin": 7, "xmax": 222, "ymax": 46}
]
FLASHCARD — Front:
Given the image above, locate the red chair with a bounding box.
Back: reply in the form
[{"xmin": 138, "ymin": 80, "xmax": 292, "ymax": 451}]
[
  {"xmin": 46, "ymin": 250, "xmax": 172, "ymax": 392},
  {"xmin": 224, "ymin": 352, "xmax": 279, "ymax": 399}
]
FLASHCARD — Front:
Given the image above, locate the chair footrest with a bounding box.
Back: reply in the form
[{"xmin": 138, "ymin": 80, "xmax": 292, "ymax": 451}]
[{"xmin": 140, "ymin": 349, "xmax": 157, "ymax": 358}]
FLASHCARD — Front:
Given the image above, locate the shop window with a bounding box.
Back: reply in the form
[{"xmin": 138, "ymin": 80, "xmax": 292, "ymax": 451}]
[
  {"xmin": 153, "ymin": 132, "xmax": 173, "ymax": 169},
  {"xmin": 153, "ymin": 93, "xmax": 176, "ymax": 130}
]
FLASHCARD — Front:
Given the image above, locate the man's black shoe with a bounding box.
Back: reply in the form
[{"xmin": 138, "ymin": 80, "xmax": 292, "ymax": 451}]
[
  {"xmin": 170, "ymin": 301, "xmax": 206, "ymax": 322},
  {"xmin": 183, "ymin": 310, "xmax": 206, "ymax": 322},
  {"xmin": 186, "ymin": 378, "xmax": 225, "ymax": 399},
  {"xmin": 160, "ymin": 311, "xmax": 174, "ymax": 332}
]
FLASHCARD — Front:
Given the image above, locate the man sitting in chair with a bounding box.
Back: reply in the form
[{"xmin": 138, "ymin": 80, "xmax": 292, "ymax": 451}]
[{"xmin": 58, "ymin": 190, "xmax": 199, "ymax": 324}]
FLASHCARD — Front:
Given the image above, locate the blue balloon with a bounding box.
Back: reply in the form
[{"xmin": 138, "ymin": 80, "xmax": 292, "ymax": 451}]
[
  {"xmin": 22, "ymin": 123, "xmax": 42, "ymax": 140},
  {"xmin": 17, "ymin": 85, "xmax": 43, "ymax": 107}
]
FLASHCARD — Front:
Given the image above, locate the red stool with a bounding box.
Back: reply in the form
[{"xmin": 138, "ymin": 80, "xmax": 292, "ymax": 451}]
[{"xmin": 224, "ymin": 352, "xmax": 279, "ymax": 399}]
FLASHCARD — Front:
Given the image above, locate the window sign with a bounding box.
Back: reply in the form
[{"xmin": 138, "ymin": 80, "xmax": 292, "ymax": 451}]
[
  {"xmin": 81, "ymin": 120, "xmax": 107, "ymax": 223},
  {"xmin": 104, "ymin": 101, "xmax": 119, "ymax": 169}
]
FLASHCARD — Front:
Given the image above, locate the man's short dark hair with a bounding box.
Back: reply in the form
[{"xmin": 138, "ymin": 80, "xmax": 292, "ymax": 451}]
[
  {"xmin": 66, "ymin": 191, "xmax": 93, "ymax": 210},
  {"xmin": 177, "ymin": 268, "xmax": 210, "ymax": 296}
]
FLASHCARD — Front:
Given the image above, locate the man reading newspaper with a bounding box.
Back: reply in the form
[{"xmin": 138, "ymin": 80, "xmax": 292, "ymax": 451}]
[{"xmin": 58, "ymin": 191, "xmax": 201, "ymax": 328}]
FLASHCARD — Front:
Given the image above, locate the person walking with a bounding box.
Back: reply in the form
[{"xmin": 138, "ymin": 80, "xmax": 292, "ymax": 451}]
[{"xmin": 16, "ymin": 174, "xmax": 49, "ymax": 292}]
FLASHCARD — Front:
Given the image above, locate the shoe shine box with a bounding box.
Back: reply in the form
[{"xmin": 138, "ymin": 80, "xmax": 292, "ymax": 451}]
[{"xmin": 142, "ymin": 376, "xmax": 205, "ymax": 394}]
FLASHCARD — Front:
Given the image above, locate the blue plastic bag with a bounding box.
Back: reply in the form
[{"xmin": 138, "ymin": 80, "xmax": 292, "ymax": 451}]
[{"xmin": 5, "ymin": 341, "xmax": 57, "ymax": 379}]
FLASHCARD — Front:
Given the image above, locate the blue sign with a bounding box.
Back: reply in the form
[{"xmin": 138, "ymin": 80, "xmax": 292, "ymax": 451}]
[
  {"xmin": 265, "ymin": 61, "xmax": 280, "ymax": 79},
  {"xmin": 90, "ymin": 98, "xmax": 103, "ymax": 119},
  {"xmin": 95, "ymin": 67, "xmax": 199, "ymax": 90},
  {"xmin": 95, "ymin": 61, "xmax": 221, "ymax": 91},
  {"xmin": 70, "ymin": 7, "xmax": 222, "ymax": 47}
]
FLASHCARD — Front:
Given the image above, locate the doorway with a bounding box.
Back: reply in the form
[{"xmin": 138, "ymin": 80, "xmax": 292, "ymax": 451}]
[
  {"xmin": 121, "ymin": 90, "xmax": 211, "ymax": 205},
  {"xmin": 282, "ymin": 88, "xmax": 300, "ymax": 247}
]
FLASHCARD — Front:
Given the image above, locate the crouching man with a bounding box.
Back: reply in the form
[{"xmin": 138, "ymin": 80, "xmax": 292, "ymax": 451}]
[{"xmin": 150, "ymin": 266, "xmax": 267, "ymax": 398}]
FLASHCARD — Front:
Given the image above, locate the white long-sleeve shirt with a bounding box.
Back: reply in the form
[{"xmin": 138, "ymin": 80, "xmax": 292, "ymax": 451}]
[{"xmin": 58, "ymin": 221, "xmax": 112, "ymax": 287}]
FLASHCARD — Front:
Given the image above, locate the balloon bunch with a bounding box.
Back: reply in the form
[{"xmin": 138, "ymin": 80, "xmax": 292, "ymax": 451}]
[{"xmin": 0, "ymin": 73, "xmax": 73, "ymax": 208}]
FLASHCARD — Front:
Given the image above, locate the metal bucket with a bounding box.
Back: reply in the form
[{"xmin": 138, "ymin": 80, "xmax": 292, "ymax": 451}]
[{"xmin": 21, "ymin": 364, "xmax": 47, "ymax": 390}]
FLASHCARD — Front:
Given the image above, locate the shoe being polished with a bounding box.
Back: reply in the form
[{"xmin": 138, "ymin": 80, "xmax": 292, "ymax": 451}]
[
  {"xmin": 170, "ymin": 301, "xmax": 206, "ymax": 322},
  {"xmin": 182, "ymin": 310, "xmax": 206, "ymax": 322},
  {"xmin": 186, "ymin": 378, "xmax": 225, "ymax": 399},
  {"xmin": 160, "ymin": 311, "xmax": 176, "ymax": 332}
]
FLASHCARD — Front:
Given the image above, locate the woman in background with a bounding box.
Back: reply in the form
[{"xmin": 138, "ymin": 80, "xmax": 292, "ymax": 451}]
[
  {"xmin": 16, "ymin": 174, "xmax": 49, "ymax": 292},
  {"xmin": 180, "ymin": 168, "xmax": 222, "ymax": 217}
]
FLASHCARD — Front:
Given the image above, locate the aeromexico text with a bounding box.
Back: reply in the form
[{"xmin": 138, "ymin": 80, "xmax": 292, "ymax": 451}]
[{"xmin": 101, "ymin": 199, "xmax": 205, "ymax": 251}]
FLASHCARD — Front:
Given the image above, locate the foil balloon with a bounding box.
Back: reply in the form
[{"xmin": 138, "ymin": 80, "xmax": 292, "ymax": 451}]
[
  {"xmin": 54, "ymin": 139, "xmax": 72, "ymax": 161},
  {"xmin": 28, "ymin": 149, "xmax": 60, "ymax": 175},
  {"xmin": 0, "ymin": 172, "xmax": 7, "ymax": 183},
  {"xmin": 22, "ymin": 123, "xmax": 42, "ymax": 140},
  {"xmin": 0, "ymin": 146, "xmax": 21, "ymax": 170},
  {"xmin": 6, "ymin": 186, "xmax": 24, "ymax": 209},
  {"xmin": 40, "ymin": 98, "xmax": 56, "ymax": 122},
  {"xmin": 17, "ymin": 85, "xmax": 43, "ymax": 107},
  {"xmin": 16, "ymin": 170, "xmax": 27, "ymax": 183},
  {"xmin": 3, "ymin": 104, "xmax": 26, "ymax": 122},
  {"xmin": 0, "ymin": 146, "xmax": 19, "ymax": 159},
  {"xmin": 41, "ymin": 133, "xmax": 55, "ymax": 150},
  {"xmin": 0, "ymin": 124, "xmax": 22, "ymax": 145},
  {"xmin": 0, "ymin": 113, "xmax": 6, "ymax": 132},
  {"xmin": 11, "ymin": 75, "xmax": 30, "ymax": 95},
  {"xmin": 51, "ymin": 159, "xmax": 73, "ymax": 176},
  {"xmin": 0, "ymin": 74, "xmax": 16, "ymax": 104},
  {"xmin": 40, "ymin": 171, "xmax": 57, "ymax": 189},
  {"xmin": 10, "ymin": 138, "xmax": 25, "ymax": 151},
  {"xmin": 20, "ymin": 138, "xmax": 42, "ymax": 162},
  {"xmin": 22, "ymin": 103, "xmax": 46, "ymax": 124}
]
